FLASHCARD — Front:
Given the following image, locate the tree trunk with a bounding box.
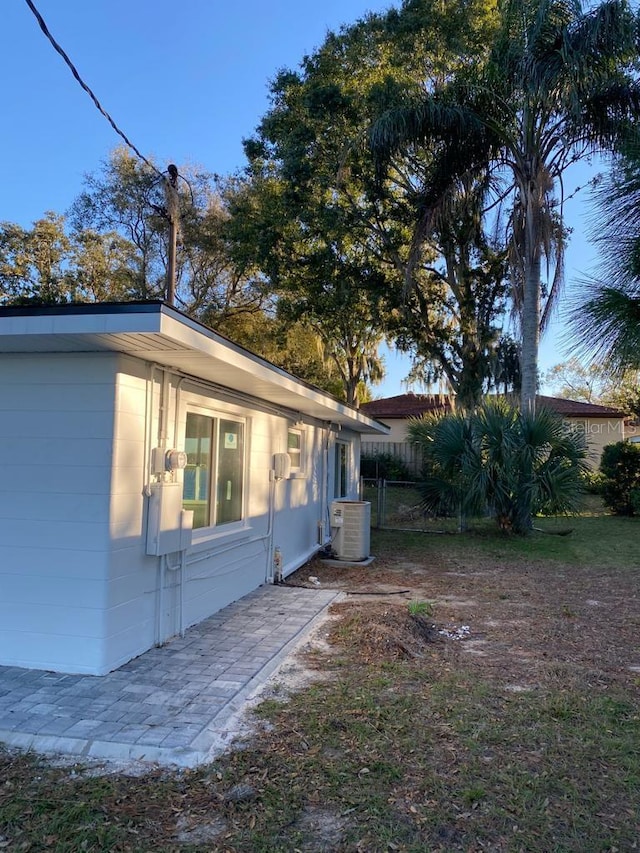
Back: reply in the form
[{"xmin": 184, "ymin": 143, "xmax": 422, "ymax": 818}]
[
  {"xmin": 518, "ymin": 205, "xmax": 541, "ymax": 532},
  {"xmin": 520, "ymin": 232, "xmax": 541, "ymax": 413},
  {"xmin": 345, "ymin": 365, "xmax": 359, "ymax": 408}
]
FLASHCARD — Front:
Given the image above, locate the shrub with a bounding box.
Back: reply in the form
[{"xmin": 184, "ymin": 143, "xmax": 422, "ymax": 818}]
[
  {"xmin": 580, "ymin": 468, "xmax": 607, "ymax": 494},
  {"xmin": 599, "ymin": 441, "xmax": 640, "ymax": 515},
  {"xmin": 360, "ymin": 451, "xmax": 412, "ymax": 481}
]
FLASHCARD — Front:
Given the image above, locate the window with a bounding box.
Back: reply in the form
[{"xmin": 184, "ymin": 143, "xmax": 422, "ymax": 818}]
[
  {"xmin": 334, "ymin": 441, "xmax": 349, "ymax": 498},
  {"xmin": 287, "ymin": 428, "xmax": 303, "ymax": 471},
  {"xmin": 183, "ymin": 411, "xmax": 245, "ymax": 529}
]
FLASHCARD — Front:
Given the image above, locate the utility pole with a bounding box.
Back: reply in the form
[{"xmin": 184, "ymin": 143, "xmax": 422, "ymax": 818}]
[{"xmin": 165, "ymin": 164, "xmax": 179, "ymax": 305}]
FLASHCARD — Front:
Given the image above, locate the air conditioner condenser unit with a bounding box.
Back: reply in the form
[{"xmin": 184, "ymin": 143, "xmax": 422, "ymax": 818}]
[{"xmin": 330, "ymin": 500, "xmax": 371, "ymax": 561}]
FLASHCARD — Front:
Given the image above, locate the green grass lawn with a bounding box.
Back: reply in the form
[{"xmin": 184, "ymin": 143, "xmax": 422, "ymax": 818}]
[
  {"xmin": 375, "ymin": 506, "xmax": 640, "ymax": 570},
  {"xmin": 1, "ymin": 506, "xmax": 639, "ymax": 852}
]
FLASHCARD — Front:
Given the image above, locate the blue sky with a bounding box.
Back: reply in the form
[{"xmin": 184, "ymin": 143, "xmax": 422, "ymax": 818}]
[{"xmin": 3, "ymin": 0, "xmax": 600, "ymax": 396}]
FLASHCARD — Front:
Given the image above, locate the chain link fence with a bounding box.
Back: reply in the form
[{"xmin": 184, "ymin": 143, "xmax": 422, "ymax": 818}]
[{"xmin": 361, "ymin": 478, "xmax": 429, "ymax": 530}]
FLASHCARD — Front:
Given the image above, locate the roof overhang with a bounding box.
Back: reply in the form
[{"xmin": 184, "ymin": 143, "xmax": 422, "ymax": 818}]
[{"xmin": 0, "ymin": 302, "xmax": 389, "ymax": 436}]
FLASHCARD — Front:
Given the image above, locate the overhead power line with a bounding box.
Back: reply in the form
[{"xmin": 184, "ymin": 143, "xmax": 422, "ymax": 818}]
[{"xmin": 23, "ymin": 0, "xmax": 162, "ymax": 178}]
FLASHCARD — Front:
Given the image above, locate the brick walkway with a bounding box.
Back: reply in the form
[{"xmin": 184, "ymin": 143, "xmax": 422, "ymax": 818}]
[{"xmin": 0, "ymin": 585, "xmax": 338, "ymax": 767}]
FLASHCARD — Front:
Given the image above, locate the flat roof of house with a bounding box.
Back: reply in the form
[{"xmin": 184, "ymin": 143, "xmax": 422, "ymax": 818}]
[
  {"xmin": 360, "ymin": 392, "xmax": 624, "ymax": 419},
  {"xmin": 0, "ymin": 302, "xmax": 389, "ymax": 436}
]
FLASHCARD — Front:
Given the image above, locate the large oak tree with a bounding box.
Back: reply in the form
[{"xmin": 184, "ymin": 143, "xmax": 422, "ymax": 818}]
[{"xmin": 235, "ymin": 0, "xmax": 511, "ymax": 409}]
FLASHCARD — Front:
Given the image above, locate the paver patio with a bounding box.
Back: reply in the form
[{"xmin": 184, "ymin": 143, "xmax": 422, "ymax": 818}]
[{"xmin": 0, "ymin": 585, "xmax": 338, "ymax": 767}]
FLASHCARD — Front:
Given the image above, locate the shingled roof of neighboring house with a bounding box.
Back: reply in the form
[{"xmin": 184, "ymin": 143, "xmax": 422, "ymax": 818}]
[
  {"xmin": 360, "ymin": 393, "xmax": 624, "ymax": 419},
  {"xmin": 360, "ymin": 393, "xmax": 453, "ymax": 418},
  {"xmin": 535, "ymin": 395, "xmax": 624, "ymax": 418}
]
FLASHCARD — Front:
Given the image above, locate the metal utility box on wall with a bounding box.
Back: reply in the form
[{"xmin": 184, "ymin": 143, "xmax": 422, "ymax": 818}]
[
  {"xmin": 146, "ymin": 483, "xmax": 193, "ymax": 556},
  {"xmin": 330, "ymin": 500, "xmax": 371, "ymax": 561},
  {"xmin": 272, "ymin": 452, "xmax": 291, "ymax": 480}
]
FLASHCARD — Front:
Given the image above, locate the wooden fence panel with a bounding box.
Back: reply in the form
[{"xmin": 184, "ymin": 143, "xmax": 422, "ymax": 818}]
[{"xmin": 361, "ymin": 441, "xmax": 423, "ymax": 477}]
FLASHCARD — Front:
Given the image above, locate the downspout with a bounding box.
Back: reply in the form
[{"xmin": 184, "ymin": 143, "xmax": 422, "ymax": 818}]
[
  {"xmin": 321, "ymin": 423, "xmax": 330, "ymax": 544},
  {"xmin": 157, "ymin": 554, "xmax": 166, "ymax": 646},
  {"xmin": 143, "ymin": 364, "xmax": 157, "ymax": 498},
  {"xmin": 158, "ymin": 370, "xmax": 171, "ymax": 646},
  {"xmin": 173, "ymin": 376, "xmax": 188, "ymax": 450},
  {"xmin": 159, "ymin": 369, "xmax": 170, "ymax": 449},
  {"xmin": 264, "ymin": 475, "xmax": 277, "ymax": 582},
  {"xmin": 165, "ymin": 552, "xmax": 186, "ymax": 639},
  {"xmin": 180, "ymin": 550, "xmax": 186, "ymax": 637},
  {"xmin": 173, "ymin": 376, "xmax": 188, "ymax": 638},
  {"xmin": 144, "ymin": 364, "xmax": 164, "ymax": 646}
]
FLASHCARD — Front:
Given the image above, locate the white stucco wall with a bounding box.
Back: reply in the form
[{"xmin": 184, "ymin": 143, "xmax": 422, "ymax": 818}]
[
  {"xmin": 102, "ymin": 360, "xmax": 312, "ymax": 672},
  {"xmin": 103, "ymin": 358, "xmax": 157, "ymax": 672},
  {"xmin": 0, "ymin": 353, "xmax": 116, "ymax": 673},
  {"xmin": 0, "ymin": 350, "xmax": 364, "ymax": 675}
]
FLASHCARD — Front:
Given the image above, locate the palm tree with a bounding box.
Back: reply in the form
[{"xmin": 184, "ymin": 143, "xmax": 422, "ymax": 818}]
[
  {"xmin": 408, "ymin": 400, "xmax": 588, "ymax": 534},
  {"xmin": 370, "ymin": 0, "xmax": 640, "ymax": 412}
]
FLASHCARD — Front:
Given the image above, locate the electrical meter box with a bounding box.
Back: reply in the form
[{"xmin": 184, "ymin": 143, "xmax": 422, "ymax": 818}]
[
  {"xmin": 146, "ymin": 483, "xmax": 193, "ymax": 556},
  {"xmin": 273, "ymin": 452, "xmax": 291, "ymax": 480},
  {"xmin": 151, "ymin": 447, "xmax": 188, "ymax": 474}
]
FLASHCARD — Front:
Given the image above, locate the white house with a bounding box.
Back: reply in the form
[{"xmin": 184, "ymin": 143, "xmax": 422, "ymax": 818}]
[{"xmin": 0, "ymin": 302, "xmax": 388, "ymax": 676}]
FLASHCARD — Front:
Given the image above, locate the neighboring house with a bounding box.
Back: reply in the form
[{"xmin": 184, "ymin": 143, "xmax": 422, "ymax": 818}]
[
  {"xmin": 626, "ymin": 419, "xmax": 640, "ymax": 443},
  {"xmin": 0, "ymin": 302, "xmax": 388, "ymax": 675},
  {"xmin": 360, "ymin": 393, "xmax": 627, "ymax": 471}
]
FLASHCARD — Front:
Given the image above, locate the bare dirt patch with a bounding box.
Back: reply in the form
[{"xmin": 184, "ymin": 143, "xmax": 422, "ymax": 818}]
[
  {"xmin": 327, "ymin": 600, "xmax": 442, "ymax": 662},
  {"xmin": 292, "ymin": 805, "xmax": 350, "ymax": 851},
  {"xmin": 292, "ymin": 547, "xmax": 640, "ymax": 697}
]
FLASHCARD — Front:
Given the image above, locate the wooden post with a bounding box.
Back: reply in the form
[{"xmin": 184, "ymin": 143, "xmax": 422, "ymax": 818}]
[
  {"xmin": 167, "ymin": 216, "xmax": 177, "ymax": 306},
  {"xmin": 165, "ymin": 164, "xmax": 179, "ymax": 305}
]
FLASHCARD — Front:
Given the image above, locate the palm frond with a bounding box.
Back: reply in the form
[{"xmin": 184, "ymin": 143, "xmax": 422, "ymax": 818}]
[
  {"xmin": 569, "ymin": 280, "xmax": 640, "ymax": 372},
  {"xmin": 587, "ymin": 142, "xmax": 640, "ymax": 285},
  {"xmin": 563, "ymin": 0, "xmax": 637, "ymax": 76},
  {"xmin": 576, "ymin": 81, "xmax": 640, "ymax": 150},
  {"xmin": 369, "ymin": 97, "xmax": 485, "ymax": 160}
]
